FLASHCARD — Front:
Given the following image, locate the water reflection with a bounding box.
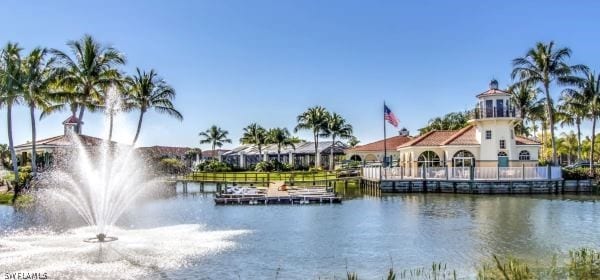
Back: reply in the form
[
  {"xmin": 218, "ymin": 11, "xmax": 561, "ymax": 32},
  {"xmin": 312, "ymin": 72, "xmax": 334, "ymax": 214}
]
[{"xmin": 1, "ymin": 184, "xmax": 599, "ymax": 279}]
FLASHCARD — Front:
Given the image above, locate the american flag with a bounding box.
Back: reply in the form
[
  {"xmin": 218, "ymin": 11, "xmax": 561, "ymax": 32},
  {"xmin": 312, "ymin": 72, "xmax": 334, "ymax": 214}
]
[{"xmin": 384, "ymin": 104, "xmax": 399, "ymax": 128}]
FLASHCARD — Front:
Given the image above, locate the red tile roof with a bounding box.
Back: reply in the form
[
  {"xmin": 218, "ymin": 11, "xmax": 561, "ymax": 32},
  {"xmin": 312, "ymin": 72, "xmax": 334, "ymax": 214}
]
[
  {"xmin": 476, "ymin": 88, "xmax": 510, "ymax": 97},
  {"xmin": 515, "ymin": 136, "xmax": 540, "ymax": 145},
  {"xmin": 398, "ymin": 130, "xmax": 457, "ymax": 148},
  {"xmin": 202, "ymin": 149, "xmax": 229, "ymax": 158},
  {"xmin": 442, "ymin": 125, "xmax": 478, "ymax": 145},
  {"xmin": 348, "ymin": 135, "xmax": 412, "ymax": 152},
  {"xmin": 62, "ymin": 116, "xmax": 82, "ymax": 125},
  {"xmin": 15, "ymin": 134, "xmax": 118, "ymax": 149}
]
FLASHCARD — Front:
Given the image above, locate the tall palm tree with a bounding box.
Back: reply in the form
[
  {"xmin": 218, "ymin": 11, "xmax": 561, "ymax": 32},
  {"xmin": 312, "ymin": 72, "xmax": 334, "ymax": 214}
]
[
  {"xmin": 240, "ymin": 123, "xmax": 267, "ymax": 157},
  {"xmin": 321, "ymin": 112, "xmax": 353, "ymax": 170},
  {"xmin": 52, "ymin": 34, "xmax": 125, "ymax": 133},
  {"xmin": 577, "ymin": 70, "xmax": 600, "ymax": 174},
  {"xmin": 127, "ymin": 68, "xmax": 182, "ymax": 145},
  {"xmin": 558, "ymin": 87, "xmax": 588, "ymax": 160},
  {"xmin": 509, "ymin": 82, "xmax": 541, "ymax": 136},
  {"xmin": 295, "ymin": 106, "xmax": 328, "ymax": 168},
  {"xmin": 511, "ymin": 41, "xmax": 587, "ymax": 164},
  {"xmin": 21, "ymin": 48, "xmax": 59, "ymax": 176},
  {"xmin": 266, "ymin": 127, "xmax": 299, "ymax": 162},
  {"xmin": 0, "ymin": 43, "xmax": 23, "ymax": 186},
  {"xmin": 199, "ymin": 125, "xmax": 231, "ymax": 160}
]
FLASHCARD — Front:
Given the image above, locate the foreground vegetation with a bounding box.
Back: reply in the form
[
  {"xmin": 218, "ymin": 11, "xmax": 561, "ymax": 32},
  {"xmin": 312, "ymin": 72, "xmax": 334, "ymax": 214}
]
[
  {"xmin": 0, "ymin": 191, "xmax": 32, "ymax": 206},
  {"xmin": 339, "ymin": 248, "xmax": 600, "ymax": 280}
]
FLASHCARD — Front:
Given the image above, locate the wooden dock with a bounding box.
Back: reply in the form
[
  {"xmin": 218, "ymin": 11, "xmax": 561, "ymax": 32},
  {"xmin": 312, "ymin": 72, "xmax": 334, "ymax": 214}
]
[{"xmin": 214, "ymin": 181, "xmax": 342, "ymax": 205}]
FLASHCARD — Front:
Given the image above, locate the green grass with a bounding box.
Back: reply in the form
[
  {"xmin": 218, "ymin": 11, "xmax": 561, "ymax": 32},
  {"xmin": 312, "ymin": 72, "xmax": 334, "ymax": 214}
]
[
  {"xmin": 0, "ymin": 192, "xmax": 33, "ymax": 206},
  {"xmin": 340, "ymin": 248, "xmax": 600, "ymax": 279}
]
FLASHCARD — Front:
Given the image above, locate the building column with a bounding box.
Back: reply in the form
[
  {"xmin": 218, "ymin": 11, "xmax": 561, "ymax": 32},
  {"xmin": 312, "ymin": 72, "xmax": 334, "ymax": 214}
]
[
  {"xmin": 288, "ymin": 151, "xmax": 294, "ymax": 166},
  {"xmin": 240, "ymin": 152, "xmax": 245, "ymax": 168}
]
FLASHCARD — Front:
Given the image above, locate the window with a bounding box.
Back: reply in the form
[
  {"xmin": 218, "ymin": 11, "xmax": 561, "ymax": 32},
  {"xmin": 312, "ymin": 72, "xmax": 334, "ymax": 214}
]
[
  {"xmin": 485, "ymin": 130, "xmax": 492, "ymax": 140},
  {"xmin": 417, "ymin": 151, "xmax": 441, "ymax": 167},
  {"xmin": 519, "ymin": 150, "xmax": 531, "ymax": 160},
  {"xmin": 498, "ymin": 151, "xmax": 508, "ymax": 157},
  {"xmin": 453, "ymin": 150, "xmax": 475, "ymax": 167},
  {"xmin": 499, "ymin": 140, "xmax": 506, "ymax": 149}
]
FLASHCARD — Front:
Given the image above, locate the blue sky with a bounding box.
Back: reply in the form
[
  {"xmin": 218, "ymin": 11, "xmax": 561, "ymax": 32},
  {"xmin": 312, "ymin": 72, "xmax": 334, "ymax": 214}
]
[{"xmin": 1, "ymin": 0, "xmax": 599, "ymax": 149}]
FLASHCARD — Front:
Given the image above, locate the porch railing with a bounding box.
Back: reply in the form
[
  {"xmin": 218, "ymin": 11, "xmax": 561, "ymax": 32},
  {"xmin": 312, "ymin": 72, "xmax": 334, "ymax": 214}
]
[{"xmin": 363, "ymin": 166, "xmax": 562, "ymax": 181}]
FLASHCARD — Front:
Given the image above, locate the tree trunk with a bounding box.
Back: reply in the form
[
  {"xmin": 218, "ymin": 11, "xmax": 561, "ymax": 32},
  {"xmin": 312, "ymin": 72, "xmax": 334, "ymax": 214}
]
[
  {"xmin": 212, "ymin": 143, "xmax": 216, "ymax": 162},
  {"xmin": 330, "ymin": 136, "xmax": 335, "ymax": 171},
  {"xmin": 277, "ymin": 144, "xmax": 281, "ymax": 162},
  {"xmin": 29, "ymin": 104, "xmax": 37, "ymax": 176},
  {"xmin": 544, "ymin": 84, "xmax": 557, "ymax": 165},
  {"xmin": 132, "ymin": 111, "xmax": 145, "ymax": 146},
  {"xmin": 7, "ymin": 106, "xmax": 19, "ymax": 199},
  {"xmin": 576, "ymin": 118, "xmax": 582, "ymax": 161},
  {"xmin": 314, "ymin": 131, "xmax": 319, "ymax": 168},
  {"xmin": 590, "ymin": 116, "xmax": 596, "ymax": 176},
  {"xmin": 77, "ymin": 106, "xmax": 85, "ymax": 134}
]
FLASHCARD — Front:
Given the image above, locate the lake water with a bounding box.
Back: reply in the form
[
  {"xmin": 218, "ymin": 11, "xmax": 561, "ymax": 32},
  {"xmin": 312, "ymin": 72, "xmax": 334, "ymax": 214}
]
[{"xmin": 1, "ymin": 183, "xmax": 600, "ymax": 279}]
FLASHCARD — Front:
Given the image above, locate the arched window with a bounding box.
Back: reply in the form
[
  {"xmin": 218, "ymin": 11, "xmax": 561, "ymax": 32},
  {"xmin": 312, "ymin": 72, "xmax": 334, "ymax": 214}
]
[
  {"xmin": 498, "ymin": 151, "xmax": 508, "ymax": 157},
  {"xmin": 453, "ymin": 150, "xmax": 475, "ymax": 167},
  {"xmin": 519, "ymin": 150, "xmax": 530, "ymax": 160},
  {"xmin": 417, "ymin": 151, "xmax": 441, "ymax": 167},
  {"xmin": 350, "ymin": 155, "xmax": 362, "ymax": 161}
]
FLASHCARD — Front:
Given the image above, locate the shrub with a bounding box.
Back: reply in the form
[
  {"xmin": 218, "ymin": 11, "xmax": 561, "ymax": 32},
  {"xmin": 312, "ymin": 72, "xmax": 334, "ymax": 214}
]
[
  {"xmin": 255, "ymin": 161, "xmax": 274, "ymax": 172},
  {"xmin": 197, "ymin": 160, "xmax": 232, "ymax": 172},
  {"xmin": 158, "ymin": 158, "xmax": 188, "ymax": 175},
  {"xmin": 562, "ymin": 167, "xmax": 593, "ymax": 180}
]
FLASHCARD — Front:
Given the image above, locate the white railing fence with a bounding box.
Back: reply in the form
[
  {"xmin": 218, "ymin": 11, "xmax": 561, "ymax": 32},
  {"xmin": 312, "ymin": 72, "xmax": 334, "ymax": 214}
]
[{"xmin": 362, "ymin": 166, "xmax": 563, "ymax": 181}]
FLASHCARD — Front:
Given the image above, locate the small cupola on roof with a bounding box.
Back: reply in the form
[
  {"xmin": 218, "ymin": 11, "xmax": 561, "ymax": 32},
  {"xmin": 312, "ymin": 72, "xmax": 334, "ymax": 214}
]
[
  {"xmin": 489, "ymin": 79, "xmax": 499, "ymax": 90},
  {"xmin": 63, "ymin": 116, "xmax": 83, "ymax": 135}
]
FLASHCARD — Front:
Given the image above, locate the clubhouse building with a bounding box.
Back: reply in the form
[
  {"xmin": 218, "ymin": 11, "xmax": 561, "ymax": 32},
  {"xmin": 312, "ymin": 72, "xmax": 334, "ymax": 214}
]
[{"xmin": 397, "ymin": 80, "xmax": 540, "ymax": 170}]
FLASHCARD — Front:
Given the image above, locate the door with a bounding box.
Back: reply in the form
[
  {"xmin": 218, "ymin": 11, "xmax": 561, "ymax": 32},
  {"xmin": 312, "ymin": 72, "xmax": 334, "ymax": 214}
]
[{"xmin": 498, "ymin": 156, "xmax": 509, "ymax": 167}]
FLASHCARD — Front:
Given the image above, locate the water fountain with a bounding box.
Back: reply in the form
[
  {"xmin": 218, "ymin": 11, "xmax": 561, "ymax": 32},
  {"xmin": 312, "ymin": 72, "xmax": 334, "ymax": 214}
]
[{"xmin": 0, "ymin": 87, "xmax": 249, "ymax": 278}]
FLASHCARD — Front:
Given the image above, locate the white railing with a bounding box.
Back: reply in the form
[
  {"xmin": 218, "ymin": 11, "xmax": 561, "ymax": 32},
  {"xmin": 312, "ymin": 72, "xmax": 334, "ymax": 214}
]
[{"xmin": 362, "ymin": 166, "xmax": 563, "ymax": 181}]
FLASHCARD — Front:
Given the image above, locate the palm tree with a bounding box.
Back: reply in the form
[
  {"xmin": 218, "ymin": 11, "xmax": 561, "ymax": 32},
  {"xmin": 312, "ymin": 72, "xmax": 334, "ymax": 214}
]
[
  {"xmin": 321, "ymin": 112, "xmax": 353, "ymax": 170},
  {"xmin": 199, "ymin": 125, "xmax": 231, "ymax": 160},
  {"xmin": 348, "ymin": 136, "xmax": 360, "ymax": 148},
  {"xmin": 0, "ymin": 43, "xmax": 23, "ymax": 186},
  {"xmin": 512, "ymin": 41, "xmax": 588, "ymax": 164},
  {"xmin": 127, "ymin": 68, "xmax": 182, "ymax": 145},
  {"xmin": 21, "ymin": 48, "xmax": 59, "ymax": 176},
  {"xmin": 577, "ymin": 70, "xmax": 600, "ymax": 174},
  {"xmin": 266, "ymin": 128, "xmax": 299, "ymax": 162},
  {"xmin": 558, "ymin": 131, "xmax": 578, "ymax": 165},
  {"xmin": 295, "ymin": 106, "xmax": 328, "ymax": 168},
  {"xmin": 558, "ymin": 87, "xmax": 589, "ymax": 160},
  {"xmin": 240, "ymin": 123, "xmax": 267, "ymax": 157},
  {"xmin": 509, "ymin": 82, "xmax": 541, "ymax": 136},
  {"xmin": 52, "ymin": 34, "xmax": 125, "ymax": 133}
]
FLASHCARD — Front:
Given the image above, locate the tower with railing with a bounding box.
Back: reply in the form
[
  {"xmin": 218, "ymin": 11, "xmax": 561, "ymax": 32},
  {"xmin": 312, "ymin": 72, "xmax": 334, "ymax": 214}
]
[{"xmin": 469, "ymin": 80, "xmax": 520, "ymax": 167}]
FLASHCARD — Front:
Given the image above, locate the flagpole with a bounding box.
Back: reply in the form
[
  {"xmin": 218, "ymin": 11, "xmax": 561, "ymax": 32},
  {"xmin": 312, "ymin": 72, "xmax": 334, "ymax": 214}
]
[{"xmin": 383, "ymin": 101, "xmax": 387, "ymax": 168}]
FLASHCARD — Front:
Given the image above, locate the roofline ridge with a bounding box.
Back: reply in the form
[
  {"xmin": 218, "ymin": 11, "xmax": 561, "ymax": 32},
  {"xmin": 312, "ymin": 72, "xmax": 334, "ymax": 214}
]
[{"xmin": 441, "ymin": 125, "xmax": 474, "ymax": 145}]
